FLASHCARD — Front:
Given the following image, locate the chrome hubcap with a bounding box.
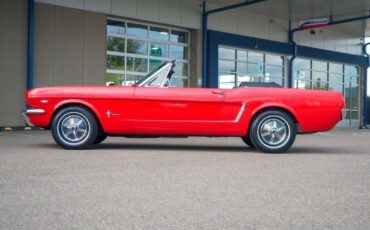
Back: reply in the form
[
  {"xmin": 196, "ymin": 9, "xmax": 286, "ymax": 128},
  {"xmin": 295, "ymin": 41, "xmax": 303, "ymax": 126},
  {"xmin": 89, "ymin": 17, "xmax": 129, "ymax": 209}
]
[
  {"xmin": 258, "ymin": 116, "xmax": 290, "ymax": 148},
  {"xmin": 60, "ymin": 114, "xmax": 89, "ymax": 143}
]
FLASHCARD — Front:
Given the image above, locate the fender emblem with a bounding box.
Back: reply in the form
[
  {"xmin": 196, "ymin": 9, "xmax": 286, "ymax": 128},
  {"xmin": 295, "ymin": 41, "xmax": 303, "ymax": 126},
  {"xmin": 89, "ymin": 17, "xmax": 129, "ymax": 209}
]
[{"xmin": 106, "ymin": 110, "xmax": 120, "ymax": 119}]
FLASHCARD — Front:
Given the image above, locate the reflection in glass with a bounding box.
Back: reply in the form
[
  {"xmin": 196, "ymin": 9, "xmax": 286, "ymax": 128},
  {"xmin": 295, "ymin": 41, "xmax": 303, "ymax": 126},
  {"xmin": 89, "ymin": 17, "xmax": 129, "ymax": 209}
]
[
  {"xmin": 295, "ymin": 58, "xmax": 310, "ymax": 69},
  {"xmin": 107, "ymin": 55, "xmax": 124, "ymax": 70},
  {"xmin": 127, "ymin": 39, "xmax": 147, "ymax": 55},
  {"xmin": 107, "ymin": 36, "xmax": 125, "ymax": 52},
  {"xmin": 312, "ymin": 60, "xmax": 327, "ymax": 71},
  {"xmin": 265, "ymin": 66, "xmax": 283, "ymax": 78},
  {"xmin": 170, "ymin": 30, "xmax": 188, "ymax": 43},
  {"xmin": 150, "ymin": 43, "xmax": 169, "ymax": 57},
  {"xmin": 312, "ymin": 71, "xmax": 327, "ymax": 83},
  {"xmin": 329, "ymin": 73, "xmax": 343, "ymax": 83},
  {"xmin": 219, "ymin": 60, "xmax": 235, "ymax": 73},
  {"xmin": 106, "ymin": 73, "xmax": 123, "ymax": 86},
  {"xmin": 265, "ymin": 54, "xmax": 283, "ymax": 66},
  {"xmin": 107, "ymin": 20, "xmax": 125, "ymax": 35},
  {"xmin": 127, "ymin": 23, "xmax": 147, "ymax": 37},
  {"xmin": 170, "ymin": 78, "xmax": 189, "ymax": 87},
  {"xmin": 219, "ymin": 73, "xmax": 236, "ymax": 89},
  {"xmin": 328, "ymin": 83, "xmax": 343, "ymax": 93},
  {"xmin": 236, "ymin": 62, "xmax": 247, "ymax": 74},
  {"xmin": 248, "ymin": 51, "xmax": 263, "ymax": 63},
  {"xmin": 219, "ymin": 47, "xmax": 235, "ymax": 60},
  {"xmin": 329, "ymin": 63, "xmax": 343, "ymax": 73},
  {"xmin": 150, "ymin": 27, "xmax": 169, "ymax": 41},
  {"xmin": 295, "ymin": 80, "xmax": 311, "ymax": 89},
  {"xmin": 127, "ymin": 57, "xmax": 148, "ymax": 73},
  {"xmin": 174, "ymin": 62, "xmax": 189, "ymax": 76},
  {"xmin": 237, "ymin": 50, "xmax": 247, "ymax": 61},
  {"xmin": 171, "ymin": 45, "xmax": 188, "ymax": 60},
  {"xmin": 149, "ymin": 59, "xmax": 164, "ymax": 72}
]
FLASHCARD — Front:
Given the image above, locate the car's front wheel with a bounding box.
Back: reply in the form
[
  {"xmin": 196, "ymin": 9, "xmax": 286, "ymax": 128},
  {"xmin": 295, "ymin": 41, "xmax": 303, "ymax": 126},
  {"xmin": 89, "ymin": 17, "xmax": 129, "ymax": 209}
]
[
  {"xmin": 51, "ymin": 106, "xmax": 99, "ymax": 149},
  {"xmin": 249, "ymin": 110, "xmax": 296, "ymax": 153}
]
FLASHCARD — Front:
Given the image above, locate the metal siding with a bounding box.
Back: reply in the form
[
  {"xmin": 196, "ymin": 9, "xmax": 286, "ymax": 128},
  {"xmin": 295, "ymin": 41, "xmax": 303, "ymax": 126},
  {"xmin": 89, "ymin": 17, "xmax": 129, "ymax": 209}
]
[
  {"xmin": 159, "ymin": 0, "xmax": 181, "ymax": 26},
  {"xmin": 85, "ymin": 0, "xmax": 112, "ymax": 14},
  {"xmin": 0, "ymin": 0, "xmax": 28, "ymax": 126},
  {"xmin": 137, "ymin": 0, "xmax": 160, "ymax": 22},
  {"xmin": 111, "ymin": 0, "xmax": 137, "ymax": 18}
]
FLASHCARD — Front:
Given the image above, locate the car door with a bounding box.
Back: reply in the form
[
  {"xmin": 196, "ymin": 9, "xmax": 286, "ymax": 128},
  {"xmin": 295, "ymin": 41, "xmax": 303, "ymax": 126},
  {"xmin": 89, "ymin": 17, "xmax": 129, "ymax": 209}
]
[{"xmin": 133, "ymin": 87, "xmax": 227, "ymax": 135}]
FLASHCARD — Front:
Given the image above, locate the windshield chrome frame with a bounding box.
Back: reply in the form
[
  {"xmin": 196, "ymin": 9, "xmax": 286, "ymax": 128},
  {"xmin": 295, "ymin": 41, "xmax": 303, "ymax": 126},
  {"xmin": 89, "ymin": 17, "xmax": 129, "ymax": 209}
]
[{"xmin": 135, "ymin": 62, "xmax": 173, "ymax": 87}]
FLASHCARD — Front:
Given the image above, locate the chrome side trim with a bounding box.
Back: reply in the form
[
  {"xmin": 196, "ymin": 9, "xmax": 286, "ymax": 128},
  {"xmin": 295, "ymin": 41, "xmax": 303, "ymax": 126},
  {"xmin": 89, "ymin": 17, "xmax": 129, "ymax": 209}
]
[
  {"xmin": 234, "ymin": 103, "xmax": 246, "ymax": 123},
  {"xmin": 341, "ymin": 108, "xmax": 346, "ymax": 120},
  {"xmin": 25, "ymin": 109, "xmax": 45, "ymax": 115},
  {"xmin": 22, "ymin": 112, "xmax": 34, "ymax": 126}
]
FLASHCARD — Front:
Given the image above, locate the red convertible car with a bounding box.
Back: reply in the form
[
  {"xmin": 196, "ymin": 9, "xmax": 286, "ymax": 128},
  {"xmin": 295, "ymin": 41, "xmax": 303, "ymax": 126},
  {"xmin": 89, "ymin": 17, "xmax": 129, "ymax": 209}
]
[{"xmin": 24, "ymin": 61, "xmax": 345, "ymax": 153}]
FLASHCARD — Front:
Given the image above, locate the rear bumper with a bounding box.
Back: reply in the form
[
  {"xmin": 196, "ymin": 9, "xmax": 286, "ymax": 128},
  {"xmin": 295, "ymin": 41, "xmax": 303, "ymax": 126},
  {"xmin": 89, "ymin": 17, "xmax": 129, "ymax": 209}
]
[{"xmin": 22, "ymin": 109, "xmax": 46, "ymax": 126}]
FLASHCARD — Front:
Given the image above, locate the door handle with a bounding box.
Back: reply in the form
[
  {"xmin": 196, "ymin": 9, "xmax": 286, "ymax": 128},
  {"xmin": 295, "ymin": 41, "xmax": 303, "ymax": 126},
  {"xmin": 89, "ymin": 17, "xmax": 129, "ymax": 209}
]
[{"xmin": 212, "ymin": 90, "xmax": 225, "ymax": 95}]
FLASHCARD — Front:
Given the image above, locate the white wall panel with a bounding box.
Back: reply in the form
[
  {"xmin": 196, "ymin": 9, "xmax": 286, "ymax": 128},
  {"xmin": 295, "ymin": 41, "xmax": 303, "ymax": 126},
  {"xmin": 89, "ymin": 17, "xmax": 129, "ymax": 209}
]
[
  {"xmin": 37, "ymin": 0, "xmax": 55, "ymax": 4},
  {"xmin": 137, "ymin": 0, "xmax": 160, "ymax": 22},
  {"xmin": 311, "ymin": 30, "xmax": 324, "ymax": 49},
  {"xmin": 253, "ymin": 14, "xmax": 269, "ymax": 39},
  {"xmin": 180, "ymin": 0, "xmax": 201, "ymax": 29},
  {"xmin": 208, "ymin": 11, "xmax": 220, "ymax": 31},
  {"xmin": 85, "ymin": 0, "xmax": 111, "ymax": 14},
  {"xmin": 219, "ymin": 10, "xmax": 238, "ymax": 34},
  {"xmin": 55, "ymin": 0, "xmax": 83, "ymax": 9},
  {"xmin": 323, "ymin": 29, "xmax": 336, "ymax": 51},
  {"xmin": 269, "ymin": 18, "xmax": 287, "ymax": 42},
  {"xmin": 159, "ymin": 0, "xmax": 181, "ymax": 26},
  {"xmin": 111, "ymin": 0, "xmax": 137, "ymax": 18},
  {"xmin": 237, "ymin": 10, "xmax": 254, "ymax": 37}
]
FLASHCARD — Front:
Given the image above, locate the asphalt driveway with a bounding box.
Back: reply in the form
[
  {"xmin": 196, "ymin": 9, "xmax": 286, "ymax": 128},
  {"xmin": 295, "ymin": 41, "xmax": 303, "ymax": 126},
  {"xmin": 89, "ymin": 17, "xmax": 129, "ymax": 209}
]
[{"xmin": 0, "ymin": 129, "xmax": 370, "ymax": 229}]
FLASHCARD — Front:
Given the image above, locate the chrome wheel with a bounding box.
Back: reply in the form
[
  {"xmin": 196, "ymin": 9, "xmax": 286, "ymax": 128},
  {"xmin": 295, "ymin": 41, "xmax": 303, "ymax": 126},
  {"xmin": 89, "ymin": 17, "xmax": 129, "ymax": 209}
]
[
  {"xmin": 258, "ymin": 116, "xmax": 289, "ymax": 149},
  {"xmin": 250, "ymin": 110, "xmax": 296, "ymax": 153},
  {"xmin": 57, "ymin": 112, "xmax": 90, "ymax": 145}
]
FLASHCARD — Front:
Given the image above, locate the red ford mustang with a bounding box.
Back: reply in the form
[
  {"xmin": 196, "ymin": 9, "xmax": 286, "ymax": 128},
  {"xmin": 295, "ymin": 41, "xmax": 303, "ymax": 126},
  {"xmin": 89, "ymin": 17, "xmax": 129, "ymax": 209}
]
[{"xmin": 24, "ymin": 61, "xmax": 345, "ymax": 153}]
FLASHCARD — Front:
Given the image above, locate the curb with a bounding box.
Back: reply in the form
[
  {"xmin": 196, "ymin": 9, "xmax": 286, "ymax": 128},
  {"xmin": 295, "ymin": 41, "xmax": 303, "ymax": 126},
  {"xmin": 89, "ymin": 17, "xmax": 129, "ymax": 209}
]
[{"xmin": 0, "ymin": 127, "xmax": 44, "ymax": 132}]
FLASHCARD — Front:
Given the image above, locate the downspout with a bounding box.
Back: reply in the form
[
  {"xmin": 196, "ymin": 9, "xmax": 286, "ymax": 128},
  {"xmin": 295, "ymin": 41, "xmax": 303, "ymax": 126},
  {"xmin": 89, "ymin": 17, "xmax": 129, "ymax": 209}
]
[
  {"xmin": 363, "ymin": 42, "xmax": 370, "ymax": 127},
  {"xmin": 27, "ymin": 0, "xmax": 35, "ymax": 90},
  {"xmin": 201, "ymin": 0, "xmax": 269, "ymax": 88},
  {"xmin": 288, "ymin": 14, "xmax": 370, "ymax": 89}
]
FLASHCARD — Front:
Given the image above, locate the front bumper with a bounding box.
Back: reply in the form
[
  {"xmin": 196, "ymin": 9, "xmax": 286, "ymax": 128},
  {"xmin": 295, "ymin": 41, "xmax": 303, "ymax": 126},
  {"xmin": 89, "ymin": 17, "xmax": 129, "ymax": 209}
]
[{"xmin": 22, "ymin": 109, "xmax": 45, "ymax": 126}]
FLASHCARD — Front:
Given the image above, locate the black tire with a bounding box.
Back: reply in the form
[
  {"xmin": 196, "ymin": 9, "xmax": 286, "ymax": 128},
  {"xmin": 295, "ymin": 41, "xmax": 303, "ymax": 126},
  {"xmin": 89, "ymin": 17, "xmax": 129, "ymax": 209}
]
[
  {"xmin": 241, "ymin": 135, "xmax": 255, "ymax": 148},
  {"xmin": 51, "ymin": 106, "xmax": 99, "ymax": 149},
  {"xmin": 93, "ymin": 132, "xmax": 107, "ymax": 145},
  {"xmin": 249, "ymin": 110, "xmax": 296, "ymax": 153}
]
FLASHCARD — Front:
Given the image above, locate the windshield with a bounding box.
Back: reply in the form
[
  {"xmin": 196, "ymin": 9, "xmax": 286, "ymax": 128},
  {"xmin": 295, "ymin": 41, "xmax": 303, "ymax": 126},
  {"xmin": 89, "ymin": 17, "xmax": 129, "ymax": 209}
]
[{"xmin": 134, "ymin": 62, "xmax": 168, "ymax": 86}]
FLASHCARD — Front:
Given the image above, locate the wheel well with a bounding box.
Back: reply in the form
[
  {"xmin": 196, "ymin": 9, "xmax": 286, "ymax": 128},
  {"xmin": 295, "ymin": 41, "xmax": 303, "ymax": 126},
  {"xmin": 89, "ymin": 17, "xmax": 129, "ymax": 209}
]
[
  {"xmin": 49, "ymin": 103, "xmax": 103, "ymax": 132},
  {"xmin": 247, "ymin": 106, "xmax": 299, "ymax": 134}
]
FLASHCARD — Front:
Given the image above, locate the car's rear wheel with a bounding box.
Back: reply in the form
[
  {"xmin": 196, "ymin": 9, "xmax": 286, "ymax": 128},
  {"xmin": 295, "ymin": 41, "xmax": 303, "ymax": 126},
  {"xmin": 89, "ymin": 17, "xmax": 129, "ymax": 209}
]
[
  {"xmin": 51, "ymin": 106, "xmax": 98, "ymax": 149},
  {"xmin": 241, "ymin": 135, "xmax": 255, "ymax": 148},
  {"xmin": 93, "ymin": 132, "xmax": 107, "ymax": 145},
  {"xmin": 249, "ymin": 110, "xmax": 296, "ymax": 153}
]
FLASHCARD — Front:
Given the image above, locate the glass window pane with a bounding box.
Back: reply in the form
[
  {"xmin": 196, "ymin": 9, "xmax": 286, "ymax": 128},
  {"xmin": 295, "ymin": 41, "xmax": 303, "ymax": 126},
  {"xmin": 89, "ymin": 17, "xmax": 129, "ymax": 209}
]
[
  {"xmin": 329, "ymin": 73, "xmax": 343, "ymax": 83},
  {"xmin": 296, "ymin": 69, "xmax": 311, "ymax": 81},
  {"xmin": 127, "ymin": 57, "xmax": 148, "ymax": 73},
  {"xmin": 127, "ymin": 23, "xmax": 147, "ymax": 37},
  {"xmin": 295, "ymin": 58, "xmax": 310, "ymax": 69},
  {"xmin": 125, "ymin": 74, "xmax": 143, "ymax": 86},
  {"xmin": 171, "ymin": 45, "xmax": 188, "ymax": 60},
  {"xmin": 265, "ymin": 66, "xmax": 283, "ymax": 78},
  {"xmin": 107, "ymin": 55, "xmax": 124, "ymax": 70},
  {"xmin": 149, "ymin": 59, "xmax": 165, "ymax": 72},
  {"xmin": 312, "ymin": 81, "xmax": 328, "ymax": 90},
  {"xmin": 248, "ymin": 51, "xmax": 263, "ymax": 63},
  {"xmin": 237, "ymin": 50, "xmax": 247, "ymax": 61},
  {"xmin": 219, "ymin": 60, "xmax": 235, "ymax": 73},
  {"xmin": 237, "ymin": 74, "xmax": 252, "ymax": 86},
  {"xmin": 107, "ymin": 20, "xmax": 125, "ymax": 35},
  {"xmin": 312, "ymin": 71, "xmax": 327, "ymax": 83},
  {"xmin": 170, "ymin": 78, "xmax": 189, "ymax": 88},
  {"xmin": 150, "ymin": 42, "xmax": 169, "ymax": 57},
  {"xmin": 170, "ymin": 30, "xmax": 188, "ymax": 43},
  {"xmin": 329, "ymin": 63, "xmax": 343, "ymax": 73},
  {"xmin": 266, "ymin": 77, "xmax": 283, "ymax": 86},
  {"xmin": 351, "ymin": 86, "xmax": 359, "ymax": 109},
  {"xmin": 295, "ymin": 80, "xmax": 311, "ymax": 89},
  {"xmin": 219, "ymin": 47, "xmax": 235, "ymax": 60},
  {"xmin": 127, "ymin": 39, "xmax": 147, "ymax": 55},
  {"xmin": 219, "ymin": 73, "xmax": 236, "ymax": 89},
  {"xmin": 106, "ymin": 73, "xmax": 123, "ymax": 86},
  {"xmin": 174, "ymin": 62, "xmax": 189, "ymax": 76},
  {"xmin": 328, "ymin": 84, "xmax": 343, "ymax": 93},
  {"xmin": 265, "ymin": 54, "xmax": 283, "ymax": 66},
  {"xmin": 351, "ymin": 111, "xmax": 359, "ymax": 120},
  {"xmin": 107, "ymin": 36, "xmax": 125, "ymax": 52},
  {"xmin": 312, "ymin": 60, "xmax": 327, "ymax": 71},
  {"xmin": 149, "ymin": 27, "xmax": 169, "ymax": 41},
  {"xmin": 345, "ymin": 65, "xmax": 359, "ymax": 76},
  {"xmin": 236, "ymin": 62, "xmax": 247, "ymax": 74},
  {"xmin": 248, "ymin": 63, "xmax": 263, "ymax": 77}
]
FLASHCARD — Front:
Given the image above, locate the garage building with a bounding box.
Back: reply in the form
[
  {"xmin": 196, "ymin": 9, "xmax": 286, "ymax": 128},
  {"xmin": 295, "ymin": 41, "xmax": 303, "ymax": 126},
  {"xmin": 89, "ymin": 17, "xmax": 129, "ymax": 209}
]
[{"xmin": 1, "ymin": 0, "xmax": 369, "ymax": 128}]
